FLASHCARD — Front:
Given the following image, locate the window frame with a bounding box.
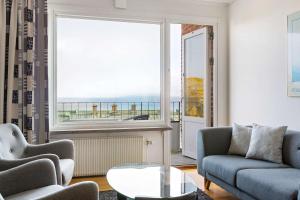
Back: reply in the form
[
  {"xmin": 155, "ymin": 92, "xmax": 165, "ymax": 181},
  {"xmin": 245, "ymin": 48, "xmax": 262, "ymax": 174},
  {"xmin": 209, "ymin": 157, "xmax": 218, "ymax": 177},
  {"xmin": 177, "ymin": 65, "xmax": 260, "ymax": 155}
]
[{"xmin": 49, "ymin": 13, "xmax": 168, "ymax": 130}]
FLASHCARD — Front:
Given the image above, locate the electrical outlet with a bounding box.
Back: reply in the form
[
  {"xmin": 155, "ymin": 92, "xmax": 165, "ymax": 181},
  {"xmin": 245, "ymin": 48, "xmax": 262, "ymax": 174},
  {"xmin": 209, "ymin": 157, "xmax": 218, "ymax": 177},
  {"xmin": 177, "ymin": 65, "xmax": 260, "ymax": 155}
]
[{"xmin": 146, "ymin": 140, "xmax": 153, "ymax": 145}]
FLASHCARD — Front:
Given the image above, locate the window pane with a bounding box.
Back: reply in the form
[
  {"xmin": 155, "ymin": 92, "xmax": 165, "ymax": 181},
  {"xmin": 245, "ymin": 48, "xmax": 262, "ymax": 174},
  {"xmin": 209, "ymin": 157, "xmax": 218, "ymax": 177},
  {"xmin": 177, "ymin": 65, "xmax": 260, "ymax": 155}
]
[
  {"xmin": 184, "ymin": 34, "xmax": 204, "ymax": 118},
  {"xmin": 56, "ymin": 17, "xmax": 161, "ymax": 122}
]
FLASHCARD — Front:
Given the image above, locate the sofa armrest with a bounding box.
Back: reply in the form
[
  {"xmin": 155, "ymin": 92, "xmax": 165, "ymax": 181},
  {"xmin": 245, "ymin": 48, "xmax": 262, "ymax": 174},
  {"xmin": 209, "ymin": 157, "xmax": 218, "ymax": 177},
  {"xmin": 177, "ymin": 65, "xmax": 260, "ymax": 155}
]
[
  {"xmin": 298, "ymin": 185, "xmax": 300, "ymax": 200},
  {"xmin": 37, "ymin": 182, "xmax": 99, "ymax": 200},
  {"xmin": 0, "ymin": 159, "xmax": 57, "ymax": 197},
  {"xmin": 0, "ymin": 154, "xmax": 62, "ymax": 185},
  {"xmin": 197, "ymin": 127, "xmax": 232, "ymax": 175},
  {"xmin": 25, "ymin": 140, "xmax": 74, "ymax": 160}
]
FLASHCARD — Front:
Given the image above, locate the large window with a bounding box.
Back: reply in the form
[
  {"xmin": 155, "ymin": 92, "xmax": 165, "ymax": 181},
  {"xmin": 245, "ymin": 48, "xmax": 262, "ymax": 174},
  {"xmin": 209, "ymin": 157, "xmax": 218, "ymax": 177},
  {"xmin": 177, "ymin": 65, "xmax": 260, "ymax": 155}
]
[{"xmin": 55, "ymin": 17, "xmax": 163, "ymax": 124}]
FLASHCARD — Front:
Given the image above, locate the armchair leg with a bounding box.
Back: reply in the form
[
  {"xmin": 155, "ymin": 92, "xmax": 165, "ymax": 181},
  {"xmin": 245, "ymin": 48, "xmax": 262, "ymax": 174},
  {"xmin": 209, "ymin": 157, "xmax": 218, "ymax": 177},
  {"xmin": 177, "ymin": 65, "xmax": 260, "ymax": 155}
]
[{"xmin": 204, "ymin": 178, "xmax": 211, "ymax": 190}]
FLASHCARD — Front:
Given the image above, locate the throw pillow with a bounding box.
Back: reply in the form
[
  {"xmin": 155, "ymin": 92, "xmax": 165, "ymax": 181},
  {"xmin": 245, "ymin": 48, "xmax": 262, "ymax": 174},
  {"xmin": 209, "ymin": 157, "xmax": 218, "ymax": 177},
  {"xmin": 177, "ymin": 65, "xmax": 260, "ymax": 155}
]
[
  {"xmin": 245, "ymin": 124, "xmax": 287, "ymax": 163},
  {"xmin": 228, "ymin": 123, "xmax": 252, "ymax": 156}
]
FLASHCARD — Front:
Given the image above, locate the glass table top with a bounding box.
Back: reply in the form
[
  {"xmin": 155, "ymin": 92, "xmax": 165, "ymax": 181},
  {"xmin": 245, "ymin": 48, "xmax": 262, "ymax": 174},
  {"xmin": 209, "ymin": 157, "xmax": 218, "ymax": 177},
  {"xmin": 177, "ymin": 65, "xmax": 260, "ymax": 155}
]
[{"xmin": 107, "ymin": 163, "xmax": 197, "ymax": 199}]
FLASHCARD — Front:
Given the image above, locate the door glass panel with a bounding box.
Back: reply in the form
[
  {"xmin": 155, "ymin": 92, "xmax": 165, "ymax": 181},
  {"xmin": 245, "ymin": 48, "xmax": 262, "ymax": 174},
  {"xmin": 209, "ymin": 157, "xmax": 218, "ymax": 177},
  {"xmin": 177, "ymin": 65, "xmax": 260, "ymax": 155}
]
[{"xmin": 184, "ymin": 34, "xmax": 205, "ymax": 118}]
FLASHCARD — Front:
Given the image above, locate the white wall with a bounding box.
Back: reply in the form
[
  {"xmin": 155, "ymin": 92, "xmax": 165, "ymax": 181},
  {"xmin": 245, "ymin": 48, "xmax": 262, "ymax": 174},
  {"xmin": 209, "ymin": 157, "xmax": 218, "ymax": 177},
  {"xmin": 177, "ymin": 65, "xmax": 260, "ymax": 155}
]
[{"xmin": 229, "ymin": 0, "xmax": 300, "ymax": 130}]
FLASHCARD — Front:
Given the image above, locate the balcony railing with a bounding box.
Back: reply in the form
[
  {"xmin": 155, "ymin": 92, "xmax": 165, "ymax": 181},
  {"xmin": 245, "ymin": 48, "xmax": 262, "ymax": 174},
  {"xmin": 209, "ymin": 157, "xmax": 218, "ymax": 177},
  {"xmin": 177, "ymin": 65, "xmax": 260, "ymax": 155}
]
[{"xmin": 57, "ymin": 101, "xmax": 180, "ymax": 122}]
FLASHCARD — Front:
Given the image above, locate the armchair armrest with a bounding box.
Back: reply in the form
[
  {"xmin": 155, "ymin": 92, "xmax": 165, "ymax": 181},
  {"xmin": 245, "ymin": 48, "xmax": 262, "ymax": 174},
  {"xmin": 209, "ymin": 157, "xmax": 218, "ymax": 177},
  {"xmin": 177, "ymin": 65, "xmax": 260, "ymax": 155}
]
[
  {"xmin": 25, "ymin": 140, "xmax": 74, "ymax": 160},
  {"xmin": 0, "ymin": 159, "xmax": 57, "ymax": 197},
  {"xmin": 197, "ymin": 127, "xmax": 232, "ymax": 175},
  {"xmin": 37, "ymin": 181, "xmax": 99, "ymax": 200},
  {"xmin": 0, "ymin": 154, "xmax": 62, "ymax": 185}
]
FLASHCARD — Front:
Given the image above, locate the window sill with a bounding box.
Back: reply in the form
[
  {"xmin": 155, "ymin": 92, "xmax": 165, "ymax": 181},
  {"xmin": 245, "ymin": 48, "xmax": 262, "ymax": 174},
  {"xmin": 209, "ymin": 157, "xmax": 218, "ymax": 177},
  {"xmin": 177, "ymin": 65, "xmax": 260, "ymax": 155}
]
[{"xmin": 50, "ymin": 125, "xmax": 172, "ymax": 135}]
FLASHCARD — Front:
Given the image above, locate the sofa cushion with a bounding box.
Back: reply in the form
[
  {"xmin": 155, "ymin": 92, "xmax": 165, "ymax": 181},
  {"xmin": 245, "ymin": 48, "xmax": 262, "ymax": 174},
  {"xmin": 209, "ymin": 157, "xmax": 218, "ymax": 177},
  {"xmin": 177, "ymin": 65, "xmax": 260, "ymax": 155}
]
[
  {"xmin": 228, "ymin": 123, "xmax": 252, "ymax": 156},
  {"xmin": 246, "ymin": 124, "xmax": 287, "ymax": 163},
  {"xmin": 59, "ymin": 159, "xmax": 74, "ymax": 185},
  {"xmin": 237, "ymin": 168, "xmax": 300, "ymax": 200},
  {"xmin": 5, "ymin": 185, "xmax": 63, "ymax": 200},
  {"xmin": 203, "ymin": 155, "xmax": 288, "ymax": 186}
]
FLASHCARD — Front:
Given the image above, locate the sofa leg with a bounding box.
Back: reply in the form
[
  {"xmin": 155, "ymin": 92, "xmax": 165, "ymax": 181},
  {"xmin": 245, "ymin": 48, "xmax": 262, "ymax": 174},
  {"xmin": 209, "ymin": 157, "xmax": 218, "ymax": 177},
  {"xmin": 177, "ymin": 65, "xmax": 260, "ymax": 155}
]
[{"xmin": 204, "ymin": 178, "xmax": 211, "ymax": 190}]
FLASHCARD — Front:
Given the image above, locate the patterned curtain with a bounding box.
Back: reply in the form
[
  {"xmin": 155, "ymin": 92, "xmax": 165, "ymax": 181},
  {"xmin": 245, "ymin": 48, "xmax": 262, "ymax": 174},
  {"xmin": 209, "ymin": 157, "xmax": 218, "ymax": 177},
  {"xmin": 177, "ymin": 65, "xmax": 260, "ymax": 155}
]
[{"xmin": 0, "ymin": 0, "xmax": 49, "ymax": 144}]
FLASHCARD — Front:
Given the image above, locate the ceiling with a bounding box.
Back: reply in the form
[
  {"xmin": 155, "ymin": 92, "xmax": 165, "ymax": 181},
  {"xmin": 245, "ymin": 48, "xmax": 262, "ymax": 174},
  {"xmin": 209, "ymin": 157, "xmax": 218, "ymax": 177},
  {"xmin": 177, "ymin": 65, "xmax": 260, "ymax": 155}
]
[{"xmin": 202, "ymin": 0, "xmax": 236, "ymax": 4}]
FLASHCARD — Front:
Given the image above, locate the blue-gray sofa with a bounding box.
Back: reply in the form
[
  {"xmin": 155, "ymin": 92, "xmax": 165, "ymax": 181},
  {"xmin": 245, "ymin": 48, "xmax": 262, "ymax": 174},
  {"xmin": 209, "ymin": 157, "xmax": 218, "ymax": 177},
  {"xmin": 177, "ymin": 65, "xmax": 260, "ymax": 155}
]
[{"xmin": 197, "ymin": 127, "xmax": 300, "ymax": 200}]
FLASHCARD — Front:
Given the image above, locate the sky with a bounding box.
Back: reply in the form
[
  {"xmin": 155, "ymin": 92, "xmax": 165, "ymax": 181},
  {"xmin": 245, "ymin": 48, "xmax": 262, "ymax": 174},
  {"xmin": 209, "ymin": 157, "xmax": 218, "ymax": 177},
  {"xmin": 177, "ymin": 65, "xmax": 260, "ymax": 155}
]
[{"xmin": 57, "ymin": 18, "xmax": 182, "ymax": 98}]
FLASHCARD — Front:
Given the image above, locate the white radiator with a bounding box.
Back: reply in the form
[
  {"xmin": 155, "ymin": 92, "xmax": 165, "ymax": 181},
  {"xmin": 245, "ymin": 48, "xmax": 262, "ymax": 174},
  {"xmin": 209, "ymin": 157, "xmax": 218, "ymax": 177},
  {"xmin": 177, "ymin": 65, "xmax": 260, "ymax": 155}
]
[{"xmin": 72, "ymin": 136, "xmax": 144, "ymax": 177}]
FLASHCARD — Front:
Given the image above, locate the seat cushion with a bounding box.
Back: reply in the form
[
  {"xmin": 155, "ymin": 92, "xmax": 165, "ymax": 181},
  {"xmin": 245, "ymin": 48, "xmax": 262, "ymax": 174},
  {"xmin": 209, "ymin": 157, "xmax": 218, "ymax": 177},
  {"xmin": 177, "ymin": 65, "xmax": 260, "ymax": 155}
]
[
  {"xmin": 237, "ymin": 168, "xmax": 300, "ymax": 200},
  {"xmin": 59, "ymin": 159, "xmax": 74, "ymax": 185},
  {"xmin": 203, "ymin": 155, "xmax": 288, "ymax": 186},
  {"xmin": 5, "ymin": 185, "xmax": 63, "ymax": 200}
]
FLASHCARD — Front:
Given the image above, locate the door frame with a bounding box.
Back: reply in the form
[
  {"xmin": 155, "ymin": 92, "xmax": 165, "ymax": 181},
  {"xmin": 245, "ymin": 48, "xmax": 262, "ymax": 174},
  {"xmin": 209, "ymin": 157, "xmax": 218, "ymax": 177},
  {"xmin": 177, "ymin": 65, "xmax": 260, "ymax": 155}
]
[{"xmin": 165, "ymin": 17, "xmax": 219, "ymax": 166}]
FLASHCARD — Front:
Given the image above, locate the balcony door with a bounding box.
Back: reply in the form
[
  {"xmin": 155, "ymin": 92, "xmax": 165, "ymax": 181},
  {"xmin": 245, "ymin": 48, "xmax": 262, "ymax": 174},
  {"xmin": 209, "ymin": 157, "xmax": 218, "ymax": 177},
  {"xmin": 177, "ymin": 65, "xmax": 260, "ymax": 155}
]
[{"xmin": 182, "ymin": 27, "xmax": 212, "ymax": 159}]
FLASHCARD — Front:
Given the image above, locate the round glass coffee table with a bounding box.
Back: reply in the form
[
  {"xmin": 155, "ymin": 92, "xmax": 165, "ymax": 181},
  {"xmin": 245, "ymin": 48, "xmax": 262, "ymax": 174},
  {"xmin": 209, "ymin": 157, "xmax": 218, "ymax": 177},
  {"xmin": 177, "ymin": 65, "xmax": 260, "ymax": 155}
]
[{"xmin": 107, "ymin": 163, "xmax": 197, "ymax": 199}]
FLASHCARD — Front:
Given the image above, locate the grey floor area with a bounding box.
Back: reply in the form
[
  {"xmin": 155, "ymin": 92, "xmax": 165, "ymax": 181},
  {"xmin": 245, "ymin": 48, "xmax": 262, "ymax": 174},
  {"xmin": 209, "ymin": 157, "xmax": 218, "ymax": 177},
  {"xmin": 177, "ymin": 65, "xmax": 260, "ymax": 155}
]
[{"xmin": 171, "ymin": 152, "xmax": 197, "ymax": 166}]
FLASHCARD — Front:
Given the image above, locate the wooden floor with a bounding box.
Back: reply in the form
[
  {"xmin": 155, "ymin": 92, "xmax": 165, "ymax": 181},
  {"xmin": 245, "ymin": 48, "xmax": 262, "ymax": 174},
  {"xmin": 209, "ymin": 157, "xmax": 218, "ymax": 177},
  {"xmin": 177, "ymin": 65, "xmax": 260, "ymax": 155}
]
[{"xmin": 71, "ymin": 166, "xmax": 238, "ymax": 200}]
